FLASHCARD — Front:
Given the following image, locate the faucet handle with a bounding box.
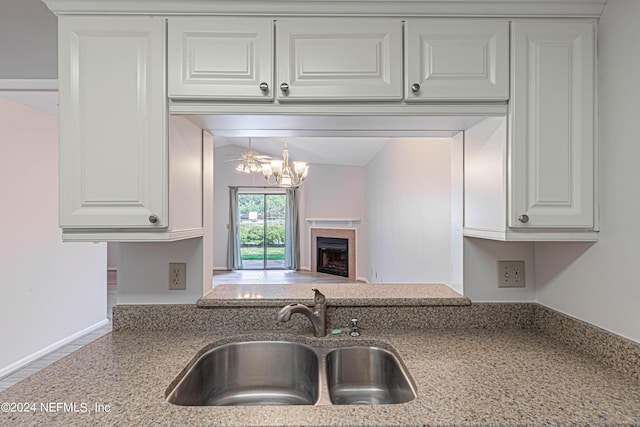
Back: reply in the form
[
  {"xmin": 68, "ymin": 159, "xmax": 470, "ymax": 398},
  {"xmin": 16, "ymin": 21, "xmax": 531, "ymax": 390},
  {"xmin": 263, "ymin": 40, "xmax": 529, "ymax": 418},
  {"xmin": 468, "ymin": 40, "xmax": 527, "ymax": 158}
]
[
  {"xmin": 349, "ymin": 318, "xmax": 360, "ymax": 337},
  {"xmin": 311, "ymin": 288, "xmax": 326, "ymax": 305}
]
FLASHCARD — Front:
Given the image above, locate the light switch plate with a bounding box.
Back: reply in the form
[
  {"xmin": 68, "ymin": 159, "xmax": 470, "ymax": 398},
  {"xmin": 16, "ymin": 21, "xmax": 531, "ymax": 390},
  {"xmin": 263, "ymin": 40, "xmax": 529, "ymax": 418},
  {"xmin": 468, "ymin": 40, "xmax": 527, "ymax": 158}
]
[{"xmin": 497, "ymin": 261, "xmax": 525, "ymax": 288}]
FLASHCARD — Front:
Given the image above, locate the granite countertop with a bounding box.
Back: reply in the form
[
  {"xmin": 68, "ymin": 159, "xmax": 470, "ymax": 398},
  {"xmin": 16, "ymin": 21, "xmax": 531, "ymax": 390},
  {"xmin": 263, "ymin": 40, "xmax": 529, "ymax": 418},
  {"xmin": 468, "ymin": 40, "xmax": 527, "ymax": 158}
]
[
  {"xmin": 199, "ymin": 283, "xmax": 471, "ymax": 307},
  {"xmin": 1, "ymin": 328, "xmax": 639, "ymax": 426}
]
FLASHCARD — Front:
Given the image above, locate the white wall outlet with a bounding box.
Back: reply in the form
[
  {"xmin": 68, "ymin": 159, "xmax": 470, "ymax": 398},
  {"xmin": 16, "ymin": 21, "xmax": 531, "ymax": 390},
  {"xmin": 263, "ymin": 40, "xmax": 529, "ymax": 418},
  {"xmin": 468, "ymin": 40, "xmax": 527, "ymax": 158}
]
[
  {"xmin": 497, "ymin": 261, "xmax": 525, "ymax": 288},
  {"xmin": 169, "ymin": 262, "xmax": 187, "ymax": 290}
]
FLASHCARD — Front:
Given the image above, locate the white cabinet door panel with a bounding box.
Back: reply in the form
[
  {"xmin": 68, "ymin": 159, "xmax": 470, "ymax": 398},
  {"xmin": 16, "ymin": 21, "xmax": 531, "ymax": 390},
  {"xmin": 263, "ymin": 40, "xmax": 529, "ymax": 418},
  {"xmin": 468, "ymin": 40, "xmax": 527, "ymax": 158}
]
[
  {"xmin": 168, "ymin": 18, "xmax": 274, "ymax": 100},
  {"xmin": 276, "ymin": 19, "xmax": 403, "ymax": 101},
  {"xmin": 509, "ymin": 21, "xmax": 595, "ymax": 228},
  {"xmin": 405, "ymin": 20, "xmax": 509, "ymax": 101},
  {"xmin": 58, "ymin": 17, "xmax": 167, "ymax": 229}
]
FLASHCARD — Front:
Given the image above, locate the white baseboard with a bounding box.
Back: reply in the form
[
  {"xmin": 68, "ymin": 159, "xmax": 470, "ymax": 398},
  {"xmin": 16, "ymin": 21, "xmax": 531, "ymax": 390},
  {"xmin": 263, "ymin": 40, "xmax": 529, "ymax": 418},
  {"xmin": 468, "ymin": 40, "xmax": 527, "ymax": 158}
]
[
  {"xmin": 0, "ymin": 318, "xmax": 109, "ymax": 380},
  {"xmin": 356, "ymin": 276, "xmax": 370, "ymax": 284},
  {"xmin": 300, "ymin": 266, "xmax": 310, "ymax": 271}
]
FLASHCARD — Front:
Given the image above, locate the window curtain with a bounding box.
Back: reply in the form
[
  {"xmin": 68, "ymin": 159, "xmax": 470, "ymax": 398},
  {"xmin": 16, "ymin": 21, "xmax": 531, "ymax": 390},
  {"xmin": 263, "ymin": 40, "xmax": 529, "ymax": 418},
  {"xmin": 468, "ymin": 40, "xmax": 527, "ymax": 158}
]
[
  {"xmin": 227, "ymin": 187, "xmax": 243, "ymax": 270},
  {"xmin": 284, "ymin": 188, "xmax": 300, "ymax": 270}
]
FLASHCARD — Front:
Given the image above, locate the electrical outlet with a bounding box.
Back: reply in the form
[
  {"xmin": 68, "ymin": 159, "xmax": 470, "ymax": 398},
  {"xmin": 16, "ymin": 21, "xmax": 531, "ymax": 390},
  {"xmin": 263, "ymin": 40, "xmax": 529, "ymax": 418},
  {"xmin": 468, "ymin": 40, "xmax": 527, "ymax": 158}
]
[
  {"xmin": 497, "ymin": 261, "xmax": 525, "ymax": 288},
  {"xmin": 169, "ymin": 262, "xmax": 187, "ymax": 290}
]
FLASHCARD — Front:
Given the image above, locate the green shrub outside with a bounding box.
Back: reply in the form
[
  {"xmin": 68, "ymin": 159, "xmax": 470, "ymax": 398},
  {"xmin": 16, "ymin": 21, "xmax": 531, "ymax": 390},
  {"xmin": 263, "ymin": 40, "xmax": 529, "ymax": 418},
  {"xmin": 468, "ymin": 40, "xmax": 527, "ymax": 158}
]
[{"xmin": 239, "ymin": 223, "xmax": 285, "ymax": 246}]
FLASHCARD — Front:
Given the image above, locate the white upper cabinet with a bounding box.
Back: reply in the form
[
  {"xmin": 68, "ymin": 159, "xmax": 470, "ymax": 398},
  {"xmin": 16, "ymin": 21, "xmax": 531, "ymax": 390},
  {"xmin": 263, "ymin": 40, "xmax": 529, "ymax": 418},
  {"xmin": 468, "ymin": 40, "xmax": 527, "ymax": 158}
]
[
  {"xmin": 276, "ymin": 19, "xmax": 403, "ymax": 101},
  {"xmin": 464, "ymin": 21, "xmax": 597, "ymax": 241},
  {"xmin": 405, "ymin": 19, "xmax": 509, "ymax": 101},
  {"xmin": 168, "ymin": 17, "xmax": 274, "ymax": 100},
  {"xmin": 58, "ymin": 16, "xmax": 168, "ymax": 231},
  {"xmin": 58, "ymin": 17, "xmax": 205, "ymax": 242},
  {"xmin": 509, "ymin": 21, "xmax": 595, "ymax": 229}
]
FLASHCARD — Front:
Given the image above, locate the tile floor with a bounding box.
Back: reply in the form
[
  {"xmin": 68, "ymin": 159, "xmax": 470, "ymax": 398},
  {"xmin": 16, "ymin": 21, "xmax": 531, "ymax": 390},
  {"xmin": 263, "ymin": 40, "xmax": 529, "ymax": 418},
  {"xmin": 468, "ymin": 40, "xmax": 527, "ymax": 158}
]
[
  {"xmin": 212, "ymin": 269, "xmax": 354, "ymax": 286},
  {"xmin": 0, "ymin": 271, "xmax": 118, "ymax": 392}
]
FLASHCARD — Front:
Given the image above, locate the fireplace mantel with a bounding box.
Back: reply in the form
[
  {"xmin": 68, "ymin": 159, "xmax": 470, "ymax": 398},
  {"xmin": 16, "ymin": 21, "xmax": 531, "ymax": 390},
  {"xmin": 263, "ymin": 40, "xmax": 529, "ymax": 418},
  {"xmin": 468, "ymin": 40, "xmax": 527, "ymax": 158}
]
[{"xmin": 306, "ymin": 218, "xmax": 361, "ymax": 228}]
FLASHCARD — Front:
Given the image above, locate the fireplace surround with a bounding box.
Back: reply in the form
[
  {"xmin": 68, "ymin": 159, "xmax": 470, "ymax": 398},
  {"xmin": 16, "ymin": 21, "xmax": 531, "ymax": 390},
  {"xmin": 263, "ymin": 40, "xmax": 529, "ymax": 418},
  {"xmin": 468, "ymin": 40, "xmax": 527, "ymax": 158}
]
[{"xmin": 310, "ymin": 228, "xmax": 356, "ymax": 280}]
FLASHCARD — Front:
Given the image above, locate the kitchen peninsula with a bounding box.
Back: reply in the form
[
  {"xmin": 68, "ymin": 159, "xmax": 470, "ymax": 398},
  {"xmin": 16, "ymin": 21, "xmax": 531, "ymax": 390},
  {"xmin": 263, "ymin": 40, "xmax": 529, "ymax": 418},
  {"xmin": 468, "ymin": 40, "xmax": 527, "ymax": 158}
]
[{"xmin": 1, "ymin": 298, "xmax": 639, "ymax": 425}]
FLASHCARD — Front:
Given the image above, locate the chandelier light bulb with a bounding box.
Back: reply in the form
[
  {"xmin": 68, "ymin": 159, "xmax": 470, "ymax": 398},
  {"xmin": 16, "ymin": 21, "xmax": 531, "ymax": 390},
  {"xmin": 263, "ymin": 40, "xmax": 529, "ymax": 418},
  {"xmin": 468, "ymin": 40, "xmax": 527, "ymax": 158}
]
[
  {"xmin": 293, "ymin": 161, "xmax": 307, "ymax": 176},
  {"xmin": 261, "ymin": 163, "xmax": 273, "ymax": 179},
  {"xmin": 270, "ymin": 159, "xmax": 283, "ymax": 177}
]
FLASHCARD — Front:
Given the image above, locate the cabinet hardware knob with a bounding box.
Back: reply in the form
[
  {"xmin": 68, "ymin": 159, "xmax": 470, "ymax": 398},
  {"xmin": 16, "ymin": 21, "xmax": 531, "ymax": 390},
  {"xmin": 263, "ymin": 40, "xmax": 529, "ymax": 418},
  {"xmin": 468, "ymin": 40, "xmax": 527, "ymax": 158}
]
[
  {"xmin": 148, "ymin": 214, "xmax": 159, "ymax": 224},
  {"xmin": 411, "ymin": 83, "xmax": 421, "ymax": 93},
  {"xmin": 259, "ymin": 82, "xmax": 269, "ymax": 91},
  {"xmin": 280, "ymin": 83, "xmax": 289, "ymax": 93},
  {"xmin": 518, "ymin": 214, "xmax": 530, "ymax": 224}
]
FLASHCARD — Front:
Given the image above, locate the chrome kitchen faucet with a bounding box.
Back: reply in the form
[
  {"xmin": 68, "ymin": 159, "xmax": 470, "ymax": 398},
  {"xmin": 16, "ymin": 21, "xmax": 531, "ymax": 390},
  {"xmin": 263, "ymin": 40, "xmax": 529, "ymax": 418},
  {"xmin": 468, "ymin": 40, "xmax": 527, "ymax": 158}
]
[{"xmin": 277, "ymin": 288, "xmax": 327, "ymax": 337}]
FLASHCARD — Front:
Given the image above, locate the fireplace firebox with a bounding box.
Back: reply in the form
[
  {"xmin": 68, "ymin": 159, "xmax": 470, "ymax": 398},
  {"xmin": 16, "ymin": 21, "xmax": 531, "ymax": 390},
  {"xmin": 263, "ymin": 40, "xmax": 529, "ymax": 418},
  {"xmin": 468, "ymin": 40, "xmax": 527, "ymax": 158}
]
[{"xmin": 317, "ymin": 237, "xmax": 349, "ymax": 277}]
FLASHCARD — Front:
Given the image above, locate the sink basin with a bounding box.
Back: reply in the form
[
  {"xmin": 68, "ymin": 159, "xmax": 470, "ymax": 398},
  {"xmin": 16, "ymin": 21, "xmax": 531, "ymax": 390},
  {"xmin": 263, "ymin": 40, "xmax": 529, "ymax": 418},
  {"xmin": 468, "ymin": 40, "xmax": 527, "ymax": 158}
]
[
  {"xmin": 166, "ymin": 340, "xmax": 416, "ymax": 406},
  {"xmin": 326, "ymin": 346, "xmax": 416, "ymax": 405},
  {"xmin": 166, "ymin": 341, "xmax": 319, "ymax": 406}
]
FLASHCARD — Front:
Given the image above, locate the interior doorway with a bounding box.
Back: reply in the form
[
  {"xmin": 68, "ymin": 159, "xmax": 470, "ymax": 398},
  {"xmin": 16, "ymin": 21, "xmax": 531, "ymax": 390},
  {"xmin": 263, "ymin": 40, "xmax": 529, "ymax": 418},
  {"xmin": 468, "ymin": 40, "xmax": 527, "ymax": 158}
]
[{"xmin": 238, "ymin": 192, "xmax": 286, "ymax": 269}]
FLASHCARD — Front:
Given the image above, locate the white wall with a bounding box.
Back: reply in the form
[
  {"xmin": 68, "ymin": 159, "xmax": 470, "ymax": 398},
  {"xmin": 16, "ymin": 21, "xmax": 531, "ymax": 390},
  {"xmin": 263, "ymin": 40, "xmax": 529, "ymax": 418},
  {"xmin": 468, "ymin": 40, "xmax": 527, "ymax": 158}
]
[
  {"xmin": 107, "ymin": 243, "xmax": 119, "ymax": 270},
  {"xmin": 0, "ymin": 96, "xmax": 107, "ymax": 376},
  {"xmin": 116, "ymin": 238, "xmax": 204, "ymax": 304},
  {"xmin": 464, "ymin": 238, "xmax": 536, "ymax": 302},
  {"xmin": 464, "ymin": 117, "xmax": 507, "ymax": 232},
  {"xmin": 202, "ymin": 131, "xmax": 215, "ymax": 294},
  {"xmin": 169, "ymin": 116, "xmax": 204, "ymax": 233},
  {"xmin": 534, "ymin": 0, "xmax": 640, "ymax": 343},
  {"xmin": 450, "ymin": 132, "xmax": 464, "ymax": 294},
  {"xmin": 0, "ymin": 0, "xmax": 57, "ymax": 79},
  {"xmin": 298, "ymin": 163, "xmax": 367, "ymax": 277},
  {"xmin": 365, "ymin": 138, "xmax": 453, "ymax": 284}
]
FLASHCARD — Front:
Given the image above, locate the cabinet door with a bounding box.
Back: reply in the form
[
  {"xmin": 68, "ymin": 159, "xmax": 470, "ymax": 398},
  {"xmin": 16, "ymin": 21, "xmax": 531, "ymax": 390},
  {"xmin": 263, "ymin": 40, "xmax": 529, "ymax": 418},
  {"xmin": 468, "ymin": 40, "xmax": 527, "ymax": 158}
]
[
  {"xmin": 509, "ymin": 21, "xmax": 595, "ymax": 228},
  {"xmin": 276, "ymin": 19, "xmax": 402, "ymax": 101},
  {"xmin": 58, "ymin": 17, "xmax": 168, "ymax": 229},
  {"xmin": 405, "ymin": 19, "xmax": 509, "ymax": 101},
  {"xmin": 168, "ymin": 18, "xmax": 274, "ymax": 100}
]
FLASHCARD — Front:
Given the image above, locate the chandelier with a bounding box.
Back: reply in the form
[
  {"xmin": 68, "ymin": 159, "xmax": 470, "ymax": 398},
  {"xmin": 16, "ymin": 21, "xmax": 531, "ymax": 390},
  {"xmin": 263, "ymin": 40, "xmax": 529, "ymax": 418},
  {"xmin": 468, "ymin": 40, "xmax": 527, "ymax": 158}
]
[{"xmin": 261, "ymin": 140, "xmax": 309, "ymax": 187}]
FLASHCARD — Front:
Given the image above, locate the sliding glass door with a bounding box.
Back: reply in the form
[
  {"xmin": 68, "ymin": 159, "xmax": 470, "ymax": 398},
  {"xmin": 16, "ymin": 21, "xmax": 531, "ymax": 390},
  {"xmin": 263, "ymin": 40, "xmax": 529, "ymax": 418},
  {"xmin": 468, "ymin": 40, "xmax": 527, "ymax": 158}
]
[{"xmin": 238, "ymin": 193, "xmax": 286, "ymax": 269}]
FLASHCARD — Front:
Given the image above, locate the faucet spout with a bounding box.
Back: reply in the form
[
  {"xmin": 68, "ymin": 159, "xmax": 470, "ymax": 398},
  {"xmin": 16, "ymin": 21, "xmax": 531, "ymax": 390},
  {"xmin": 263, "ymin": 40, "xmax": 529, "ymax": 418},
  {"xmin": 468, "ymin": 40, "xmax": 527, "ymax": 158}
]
[
  {"xmin": 277, "ymin": 289, "xmax": 327, "ymax": 337},
  {"xmin": 277, "ymin": 303, "xmax": 313, "ymax": 322}
]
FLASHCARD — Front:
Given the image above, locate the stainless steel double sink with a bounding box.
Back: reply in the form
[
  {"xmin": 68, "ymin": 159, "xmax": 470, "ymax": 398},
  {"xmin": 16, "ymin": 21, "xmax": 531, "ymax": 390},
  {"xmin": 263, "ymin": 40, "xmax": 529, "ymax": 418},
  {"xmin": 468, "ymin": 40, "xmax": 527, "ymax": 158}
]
[{"xmin": 166, "ymin": 340, "xmax": 416, "ymax": 406}]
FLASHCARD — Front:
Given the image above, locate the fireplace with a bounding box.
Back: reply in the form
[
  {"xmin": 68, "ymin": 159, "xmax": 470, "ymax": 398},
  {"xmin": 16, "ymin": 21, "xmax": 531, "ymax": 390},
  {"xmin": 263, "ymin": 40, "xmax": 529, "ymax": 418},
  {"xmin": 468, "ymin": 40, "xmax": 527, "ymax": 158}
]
[
  {"xmin": 316, "ymin": 237, "xmax": 349, "ymax": 277},
  {"xmin": 310, "ymin": 227, "xmax": 356, "ymax": 280}
]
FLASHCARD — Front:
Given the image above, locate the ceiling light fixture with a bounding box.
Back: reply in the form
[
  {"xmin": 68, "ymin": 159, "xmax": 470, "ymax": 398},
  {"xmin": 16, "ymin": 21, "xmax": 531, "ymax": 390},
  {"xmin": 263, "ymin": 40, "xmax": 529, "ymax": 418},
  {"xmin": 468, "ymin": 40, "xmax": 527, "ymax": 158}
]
[
  {"xmin": 261, "ymin": 139, "xmax": 309, "ymax": 187},
  {"xmin": 234, "ymin": 138, "xmax": 270, "ymax": 174}
]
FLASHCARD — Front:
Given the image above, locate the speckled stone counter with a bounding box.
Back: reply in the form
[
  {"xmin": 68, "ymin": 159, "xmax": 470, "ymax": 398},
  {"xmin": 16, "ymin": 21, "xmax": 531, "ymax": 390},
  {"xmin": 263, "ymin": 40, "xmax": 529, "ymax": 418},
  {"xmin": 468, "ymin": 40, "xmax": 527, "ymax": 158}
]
[
  {"xmin": 1, "ymin": 329, "xmax": 639, "ymax": 426},
  {"xmin": 199, "ymin": 283, "xmax": 471, "ymax": 307}
]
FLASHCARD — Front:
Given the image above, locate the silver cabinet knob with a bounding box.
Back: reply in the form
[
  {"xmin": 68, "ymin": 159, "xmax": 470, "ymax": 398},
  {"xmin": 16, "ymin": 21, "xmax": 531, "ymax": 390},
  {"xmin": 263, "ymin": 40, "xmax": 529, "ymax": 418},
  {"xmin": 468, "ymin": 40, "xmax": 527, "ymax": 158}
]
[
  {"xmin": 148, "ymin": 214, "xmax": 159, "ymax": 224},
  {"xmin": 411, "ymin": 83, "xmax": 421, "ymax": 93},
  {"xmin": 259, "ymin": 82, "xmax": 269, "ymax": 92},
  {"xmin": 518, "ymin": 214, "xmax": 530, "ymax": 224},
  {"xmin": 280, "ymin": 83, "xmax": 289, "ymax": 93}
]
